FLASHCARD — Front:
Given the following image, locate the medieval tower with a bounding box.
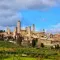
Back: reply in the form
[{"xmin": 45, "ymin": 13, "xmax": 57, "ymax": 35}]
[
  {"xmin": 32, "ymin": 24, "xmax": 35, "ymax": 32},
  {"xmin": 6, "ymin": 27, "xmax": 10, "ymax": 35},
  {"xmin": 17, "ymin": 20, "xmax": 21, "ymax": 33}
]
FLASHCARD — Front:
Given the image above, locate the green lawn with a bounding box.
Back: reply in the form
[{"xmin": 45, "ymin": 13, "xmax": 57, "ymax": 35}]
[
  {"xmin": 4, "ymin": 56, "xmax": 57, "ymax": 60},
  {"xmin": 4, "ymin": 57, "xmax": 36, "ymax": 60},
  {"xmin": 0, "ymin": 41, "xmax": 19, "ymax": 48}
]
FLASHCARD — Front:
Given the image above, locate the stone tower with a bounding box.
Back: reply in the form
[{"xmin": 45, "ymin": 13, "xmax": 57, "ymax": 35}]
[
  {"xmin": 43, "ymin": 29, "xmax": 45, "ymax": 32},
  {"xmin": 26, "ymin": 26, "xmax": 31, "ymax": 41},
  {"xmin": 32, "ymin": 24, "xmax": 35, "ymax": 32},
  {"xmin": 26, "ymin": 26, "xmax": 31, "ymax": 35},
  {"xmin": 13, "ymin": 27, "xmax": 17, "ymax": 37},
  {"xmin": 17, "ymin": 20, "xmax": 21, "ymax": 33},
  {"xmin": 7, "ymin": 27, "xmax": 10, "ymax": 35}
]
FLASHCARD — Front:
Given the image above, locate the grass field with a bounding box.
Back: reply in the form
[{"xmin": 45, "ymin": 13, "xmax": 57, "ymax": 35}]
[
  {"xmin": 0, "ymin": 41, "xmax": 60, "ymax": 60},
  {"xmin": 4, "ymin": 57, "xmax": 36, "ymax": 60},
  {"xmin": 0, "ymin": 41, "xmax": 19, "ymax": 48}
]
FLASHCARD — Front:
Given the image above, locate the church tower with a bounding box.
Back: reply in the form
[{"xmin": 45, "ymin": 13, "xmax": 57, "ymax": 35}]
[{"xmin": 17, "ymin": 20, "xmax": 21, "ymax": 33}]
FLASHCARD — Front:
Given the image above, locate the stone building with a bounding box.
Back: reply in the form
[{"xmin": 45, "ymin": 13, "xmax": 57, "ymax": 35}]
[{"xmin": 0, "ymin": 20, "xmax": 60, "ymax": 47}]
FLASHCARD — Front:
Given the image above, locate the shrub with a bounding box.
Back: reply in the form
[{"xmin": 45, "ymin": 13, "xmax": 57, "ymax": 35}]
[
  {"xmin": 32, "ymin": 39, "xmax": 36, "ymax": 47},
  {"xmin": 55, "ymin": 44, "xmax": 60, "ymax": 49}
]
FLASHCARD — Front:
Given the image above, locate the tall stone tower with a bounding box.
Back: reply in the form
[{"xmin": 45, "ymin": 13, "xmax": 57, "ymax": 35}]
[
  {"xmin": 13, "ymin": 27, "xmax": 17, "ymax": 37},
  {"xmin": 27, "ymin": 26, "xmax": 31, "ymax": 35},
  {"xmin": 43, "ymin": 29, "xmax": 45, "ymax": 32},
  {"xmin": 32, "ymin": 24, "xmax": 35, "ymax": 32},
  {"xmin": 26, "ymin": 26, "xmax": 31, "ymax": 35},
  {"xmin": 26, "ymin": 26, "xmax": 31, "ymax": 41},
  {"xmin": 6, "ymin": 27, "xmax": 10, "ymax": 35},
  {"xmin": 17, "ymin": 20, "xmax": 21, "ymax": 33}
]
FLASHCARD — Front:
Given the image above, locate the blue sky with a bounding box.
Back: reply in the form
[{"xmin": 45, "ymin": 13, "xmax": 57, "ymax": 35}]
[{"xmin": 19, "ymin": 7, "xmax": 60, "ymax": 32}]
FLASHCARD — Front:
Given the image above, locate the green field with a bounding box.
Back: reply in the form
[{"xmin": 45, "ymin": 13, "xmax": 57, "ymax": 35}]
[
  {"xmin": 4, "ymin": 57, "xmax": 36, "ymax": 60},
  {"xmin": 0, "ymin": 41, "xmax": 19, "ymax": 48},
  {"xmin": 0, "ymin": 41, "xmax": 60, "ymax": 60}
]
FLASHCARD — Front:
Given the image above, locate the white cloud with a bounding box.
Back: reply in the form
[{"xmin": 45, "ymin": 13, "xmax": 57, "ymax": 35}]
[
  {"xmin": 0, "ymin": 26, "xmax": 6, "ymax": 30},
  {"xmin": 0, "ymin": 26, "xmax": 15, "ymax": 32},
  {"xmin": 46, "ymin": 23, "xmax": 60, "ymax": 34},
  {"xmin": 52, "ymin": 23, "xmax": 60, "ymax": 28}
]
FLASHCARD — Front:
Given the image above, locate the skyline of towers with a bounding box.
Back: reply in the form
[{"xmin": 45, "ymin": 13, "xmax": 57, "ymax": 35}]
[
  {"xmin": 6, "ymin": 20, "xmax": 36, "ymax": 35},
  {"xmin": 16, "ymin": 20, "xmax": 35, "ymax": 34}
]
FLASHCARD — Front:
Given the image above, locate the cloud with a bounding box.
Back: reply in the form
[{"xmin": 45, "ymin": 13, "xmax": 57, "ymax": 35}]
[
  {"xmin": 15, "ymin": 0, "xmax": 58, "ymax": 10},
  {"xmin": 52, "ymin": 23, "xmax": 60, "ymax": 28},
  {"xmin": 0, "ymin": 0, "xmax": 60, "ymax": 30},
  {"xmin": 0, "ymin": 26, "xmax": 6, "ymax": 30},
  {"xmin": 46, "ymin": 23, "xmax": 60, "ymax": 34},
  {"xmin": 0, "ymin": 26, "xmax": 15, "ymax": 32}
]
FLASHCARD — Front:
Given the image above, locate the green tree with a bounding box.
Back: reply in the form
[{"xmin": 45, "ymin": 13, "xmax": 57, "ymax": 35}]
[
  {"xmin": 55, "ymin": 44, "xmax": 60, "ymax": 49},
  {"xmin": 32, "ymin": 38, "xmax": 37, "ymax": 47}
]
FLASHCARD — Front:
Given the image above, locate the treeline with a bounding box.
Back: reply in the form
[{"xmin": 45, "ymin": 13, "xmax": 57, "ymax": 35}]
[{"xmin": 0, "ymin": 30, "xmax": 5, "ymax": 32}]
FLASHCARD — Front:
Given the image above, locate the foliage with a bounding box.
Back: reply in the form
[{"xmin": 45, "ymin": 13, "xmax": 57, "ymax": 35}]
[
  {"xmin": 0, "ymin": 41, "xmax": 60, "ymax": 60},
  {"xmin": 0, "ymin": 41, "xmax": 19, "ymax": 48},
  {"xmin": 32, "ymin": 38, "xmax": 37, "ymax": 47},
  {"xmin": 55, "ymin": 44, "xmax": 60, "ymax": 49},
  {"xmin": 0, "ymin": 30, "xmax": 5, "ymax": 32}
]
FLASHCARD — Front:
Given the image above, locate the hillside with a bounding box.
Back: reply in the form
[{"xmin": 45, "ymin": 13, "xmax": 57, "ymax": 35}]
[{"xmin": 0, "ymin": 41, "xmax": 19, "ymax": 48}]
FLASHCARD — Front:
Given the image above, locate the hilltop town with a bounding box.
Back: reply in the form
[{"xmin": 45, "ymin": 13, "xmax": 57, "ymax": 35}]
[{"xmin": 0, "ymin": 20, "xmax": 60, "ymax": 47}]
